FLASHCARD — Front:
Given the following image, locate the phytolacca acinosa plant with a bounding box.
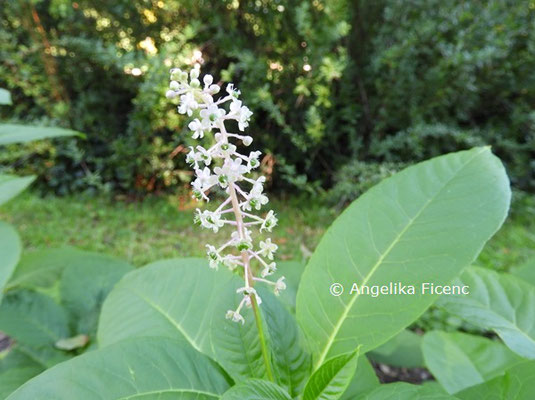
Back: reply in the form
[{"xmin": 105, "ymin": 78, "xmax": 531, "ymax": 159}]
[{"xmin": 166, "ymin": 65, "xmax": 286, "ymax": 324}]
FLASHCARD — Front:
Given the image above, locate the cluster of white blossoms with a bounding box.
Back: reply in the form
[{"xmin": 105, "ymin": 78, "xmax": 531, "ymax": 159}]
[{"xmin": 166, "ymin": 64, "xmax": 286, "ymax": 324}]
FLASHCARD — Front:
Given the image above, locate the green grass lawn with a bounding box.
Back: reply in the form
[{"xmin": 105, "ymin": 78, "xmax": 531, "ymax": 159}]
[{"xmin": 1, "ymin": 190, "xmax": 533, "ymax": 270}]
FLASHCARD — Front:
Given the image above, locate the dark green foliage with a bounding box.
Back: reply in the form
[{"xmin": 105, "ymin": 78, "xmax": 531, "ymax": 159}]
[{"xmin": 1, "ymin": 0, "xmax": 533, "ymax": 194}]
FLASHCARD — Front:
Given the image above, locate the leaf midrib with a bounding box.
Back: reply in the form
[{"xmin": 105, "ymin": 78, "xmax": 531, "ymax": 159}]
[
  {"xmin": 130, "ymin": 290, "xmax": 202, "ymax": 353},
  {"xmin": 314, "ymin": 148, "xmax": 486, "ymax": 369},
  {"xmin": 118, "ymin": 388, "xmax": 220, "ymax": 399}
]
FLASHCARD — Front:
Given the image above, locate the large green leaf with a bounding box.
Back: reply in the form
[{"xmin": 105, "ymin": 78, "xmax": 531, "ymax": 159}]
[
  {"xmin": 6, "ymin": 247, "xmax": 97, "ymax": 291},
  {"xmin": 0, "ymin": 222, "xmax": 21, "ymax": 302},
  {"xmin": 0, "ymin": 174, "xmax": 35, "ymax": 206},
  {"xmin": 0, "ymin": 88, "xmax": 12, "ymax": 105},
  {"xmin": 259, "ymin": 288, "xmax": 311, "ymax": 396},
  {"xmin": 7, "ymin": 337, "xmax": 231, "ymax": 400},
  {"xmin": 0, "ymin": 367, "xmax": 42, "ymax": 399},
  {"xmin": 296, "ymin": 147, "xmax": 510, "ymax": 368},
  {"xmin": 360, "ymin": 382, "xmax": 457, "ymax": 399},
  {"xmin": 303, "ymin": 350, "xmax": 359, "ymax": 400},
  {"xmin": 422, "ymin": 331, "xmax": 523, "ymax": 394},
  {"xmin": 0, "ymin": 290, "xmax": 69, "ymax": 349},
  {"xmin": 221, "ymin": 379, "xmax": 292, "ymax": 400},
  {"xmin": 510, "ymin": 257, "xmax": 535, "ymax": 287},
  {"xmin": 97, "ymin": 258, "xmax": 237, "ymax": 348},
  {"xmin": 0, "ymin": 124, "xmax": 83, "ymax": 146},
  {"xmin": 209, "ymin": 293, "xmax": 268, "ymax": 381},
  {"xmin": 59, "ymin": 251, "xmax": 133, "ymax": 337},
  {"xmin": 456, "ymin": 361, "xmax": 535, "ymax": 400},
  {"xmin": 99, "ymin": 258, "xmax": 273, "ymax": 382},
  {"xmin": 261, "ymin": 261, "xmax": 305, "ymax": 312},
  {"xmin": 369, "ymin": 330, "xmax": 424, "ymax": 368},
  {"xmin": 438, "ymin": 266, "xmax": 535, "ymax": 359},
  {"xmin": 341, "ymin": 357, "xmax": 380, "ymax": 400}
]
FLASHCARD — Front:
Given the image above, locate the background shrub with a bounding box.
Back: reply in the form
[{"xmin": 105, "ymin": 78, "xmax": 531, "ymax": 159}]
[{"xmin": 1, "ymin": 0, "xmax": 533, "ymax": 194}]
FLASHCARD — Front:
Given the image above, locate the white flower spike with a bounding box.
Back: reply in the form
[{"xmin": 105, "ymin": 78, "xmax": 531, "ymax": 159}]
[{"xmin": 167, "ymin": 66, "xmax": 285, "ymax": 322}]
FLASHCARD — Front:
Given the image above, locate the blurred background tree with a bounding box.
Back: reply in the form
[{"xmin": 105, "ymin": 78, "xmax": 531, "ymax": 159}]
[{"xmin": 1, "ymin": 0, "xmax": 533, "ymax": 197}]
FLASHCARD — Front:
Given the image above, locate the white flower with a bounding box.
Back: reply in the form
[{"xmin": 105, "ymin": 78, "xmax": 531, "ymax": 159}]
[
  {"xmin": 188, "ymin": 119, "xmax": 210, "ymax": 139},
  {"xmin": 259, "ymin": 238, "xmax": 278, "ymax": 260},
  {"xmin": 178, "ymin": 92, "xmax": 198, "ymax": 116},
  {"xmin": 206, "ymin": 245, "xmax": 221, "ymax": 269},
  {"xmin": 196, "ymin": 146, "xmax": 212, "ymax": 165},
  {"xmin": 185, "ymin": 146, "xmax": 200, "ymax": 167},
  {"xmin": 261, "ymin": 262, "xmax": 277, "ymax": 278},
  {"xmin": 274, "ymin": 277, "xmax": 286, "ymax": 296},
  {"xmin": 237, "ymin": 287, "xmax": 262, "ymax": 307},
  {"xmin": 226, "ymin": 83, "xmax": 240, "ymax": 98},
  {"xmin": 200, "ymin": 104, "xmax": 226, "ymax": 127},
  {"xmin": 242, "ymin": 136, "xmax": 253, "ymax": 146},
  {"xmin": 226, "ymin": 310, "xmax": 244, "ymax": 324},
  {"xmin": 231, "ymin": 228, "xmax": 252, "ymax": 246},
  {"xmin": 230, "ymin": 100, "xmax": 253, "ymax": 131},
  {"xmin": 194, "ymin": 167, "xmax": 215, "ymax": 187},
  {"xmin": 197, "ymin": 210, "xmax": 225, "ymax": 232},
  {"xmin": 217, "ymin": 142, "xmax": 237, "ymax": 158},
  {"xmin": 244, "ymin": 184, "xmax": 268, "ymax": 211},
  {"xmin": 260, "ymin": 210, "xmax": 278, "ymax": 232},
  {"xmin": 222, "ymin": 255, "xmax": 241, "ymax": 270},
  {"xmin": 247, "ymin": 151, "xmax": 262, "ymax": 170},
  {"xmin": 214, "ymin": 158, "xmax": 248, "ymax": 188}
]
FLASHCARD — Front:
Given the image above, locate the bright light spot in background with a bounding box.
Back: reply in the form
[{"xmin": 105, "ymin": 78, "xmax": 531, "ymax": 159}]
[
  {"xmin": 277, "ymin": 5, "xmax": 285, "ymax": 12},
  {"xmin": 139, "ymin": 37, "xmax": 157, "ymax": 55},
  {"xmin": 303, "ymin": 64, "xmax": 312, "ymax": 72},
  {"xmin": 131, "ymin": 68, "xmax": 142, "ymax": 76},
  {"xmin": 269, "ymin": 61, "xmax": 283, "ymax": 71},
  {"xmin": 143, "ymin": 9, "xmax": 157, "ymax": 23}
]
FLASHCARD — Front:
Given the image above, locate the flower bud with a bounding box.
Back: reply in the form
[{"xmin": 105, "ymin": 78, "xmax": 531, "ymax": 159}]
[{"xmin": 203, "ymin": 74, "xmax": 214, "ymax": 86}]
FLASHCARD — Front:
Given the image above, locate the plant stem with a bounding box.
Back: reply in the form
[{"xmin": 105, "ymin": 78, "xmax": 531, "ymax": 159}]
[
  {"xmin": 228, "ymin": 182, "xmax": 275, "ymax": 382},
  {"xmin": 251, "ymin": 293, "xmax": 275, "ymax": 382}
]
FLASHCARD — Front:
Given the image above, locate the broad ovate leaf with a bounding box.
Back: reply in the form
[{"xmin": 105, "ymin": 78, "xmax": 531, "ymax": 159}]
[
  {"xmin": 510, "ymin": 257, "xmax": 535, "ymax": 287},
  {"xmin": 360, "ymin": 382, "xmax": 457, "ymax": 399},
  {"xmin": 59, "ymin": 251, "xmax": 133, "ymax": 336},
  {"xmin": 6, "ymin": 247, "xmax": 91, "ymax": 291},
  {"xmin": 422, "ymin": 331, "xmax": 523, "ymax": 394},
  {"xmin": 303, "ymin": 350, "xmax": 359, "ymax": 400},
  {"xmin": 438, "ymin": 266, "xmax": 535, "ymax": 359},
  {"xmin": 456, "ymin": 361, "xmax": 535, "ymax": 400},
  {"xmin": 209, "ymin": 293, "xmax": 269, "ymax": 381},
  {"xmin": 341, "ymin": 357, "xmax": 379, "ymax": 400},
  {"xmin": 297, "ymin": 147, "xmax": 510, "ymax": 368},
  {"xmin": 221, "ymin": 379, "xmax": 292, "ymax": 400},
  {"xmin": 263, "ymin": 261, "xmax": 305, "ymax": 312},
  {"xmin": 98, "ymin": 258, "xmax": 238, "ymax": 351},
  {"xmin": 7, "ymin": 337, "xmax": 231, "ymax": 400},
  {"xmin": 0, "ymin": 174, "xmax": 35, "ymax": 206},
  {"xmin": 260, "ymin": 288, "xmax": 311, "ymax": 396},
  {"xmin": 369, "ymin": 330, "xmax": 424, "ymax": 368},
  {"xmin": 0, "ymin": 290, "xmax": 69, "ymax": 349},
  {"xmin": 0, "ymin": 222, "xmax": 21, "ymax": 301},
  {"xmin": 0, "ymin": 124, "xmax": 83, "ymax": 146},
  {"xmin": 0, "ymin": 367, "xmax": 42, "ymax": 399}
]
